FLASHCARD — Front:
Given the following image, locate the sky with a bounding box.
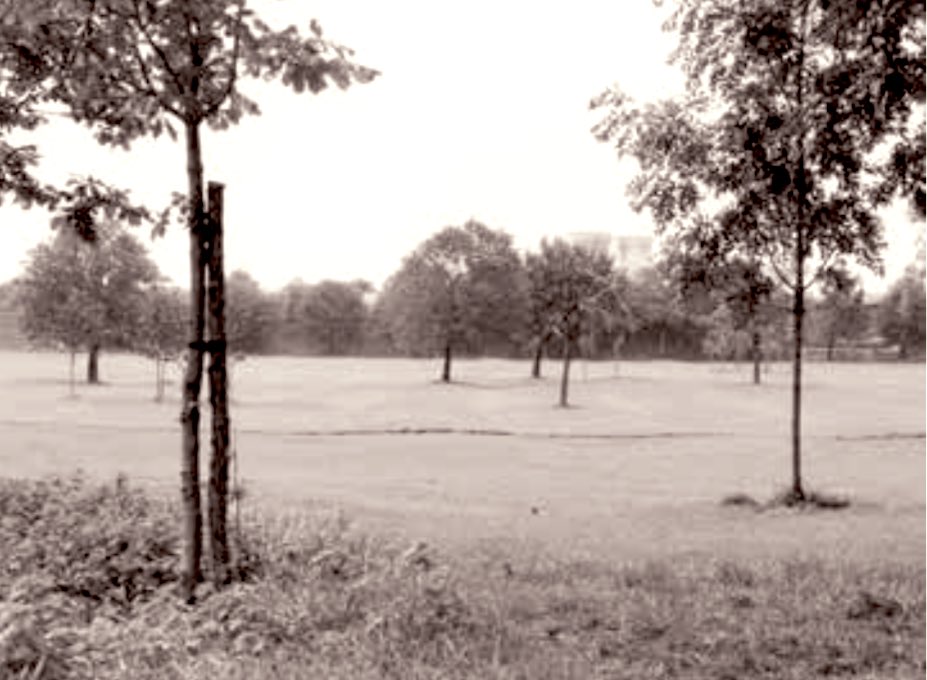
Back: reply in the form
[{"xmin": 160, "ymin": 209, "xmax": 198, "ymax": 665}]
[{"xmin": 0, "ymin": 0, "xmax": 920, "ymax": 295}]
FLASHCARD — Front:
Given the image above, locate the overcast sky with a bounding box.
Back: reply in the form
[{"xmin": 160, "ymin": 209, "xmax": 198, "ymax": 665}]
[{"xmin": 0, "ymin": 0, "xmax": 919, "ymax": 294}]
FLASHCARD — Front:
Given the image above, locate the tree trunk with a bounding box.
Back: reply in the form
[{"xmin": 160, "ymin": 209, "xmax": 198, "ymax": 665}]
[
  {"xmin": 86, "ymin": 344, "xmax": 100, "ymax": 384},
  {"xmin": 659, "ymin": 327, "xmax": 666, "ymax": 357},
  {"xmin": 559, "ymin": 338, "xmax": 573, "ymax": 407},
  {"xmin": 206, "ymin": 182, "xmax": 231, "ymax": 587},
  {"xmin": 155, "ymin": 357, "xmax": 162, "ymax": 402},
  {"xmin": 69, "ymin": 351, "xmax": 76, "ymax": 397},
  {"xmin": 180, "ymin": 119, "xmax": 208, "ymax": 602},
  {"xmin": 826, "ymin": 332, "xmax": 835, "ymax": 361},
  {"xmin": 532, "ymin": 334, "xmax": 547, "ymax": 378},
  {"xmin": 441, "ymin": 340, "xmax": 452, "ymax": 382},
  {"xmin": 751, "ymin": 319, "xmax": 762, "ymax": 385},
  {"xmin": 791, "ymin": 265, "xmax": 805, "ymax": 500}
]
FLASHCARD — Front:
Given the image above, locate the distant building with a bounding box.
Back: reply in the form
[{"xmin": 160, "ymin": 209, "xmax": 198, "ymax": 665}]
[{"xmin": 566, "ymin": 232, "xmax": 654, "ymax": 274}]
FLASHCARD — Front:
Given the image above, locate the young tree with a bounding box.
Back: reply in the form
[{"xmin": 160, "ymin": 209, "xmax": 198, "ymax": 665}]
[
  {"xmin": 380, "ymin": 221, "xmax": 528, "ymax": 382},
  {"xmin": 18, "ymin": 222, "xmax": 159, "ymax": 386},
  {"xmin": 663, "ymin": 228, "xmax": 776, "ymax": 382},
  {"xmin": 0, "ymin": 0, "xmax": 378, "ymax": 598},
  {"xmin": 139, "ymin": 283, "xmax": 187, "ymax": 401},
  {"xmin": 593, "ymin": 0, "xmax": 925, "ymax": 500},
  {"xmin": 527, "ymin": 239, "xmax": 622, "ymax": 406}
]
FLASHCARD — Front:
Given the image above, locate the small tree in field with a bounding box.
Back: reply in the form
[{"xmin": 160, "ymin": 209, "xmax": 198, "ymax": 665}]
[
  {"xmin": 0, "ymin": 0, "xmax": 378, "ymax": 598},
  {"xmin": 593, "ymin": 0, "xmax": 925, "ymax": 499},
  {"xmin": 527, "ymin": 239, "xmax": 623, "ymax": 407},
  {"xmin": 18, "ymin": 222, "xmax": 158, "ymax": 388},
  {"xmin": 140, "ymin": 284, "xmax": 187, "ymax": 401}
]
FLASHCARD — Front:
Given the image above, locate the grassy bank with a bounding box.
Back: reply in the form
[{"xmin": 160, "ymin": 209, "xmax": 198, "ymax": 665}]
[{"xmin": 1, "ymin": 474, "xmax": 923, "ymax": 679}]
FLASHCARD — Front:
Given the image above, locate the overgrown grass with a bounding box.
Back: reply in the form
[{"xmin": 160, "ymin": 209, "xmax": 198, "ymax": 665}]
[{"xmin": 1, "ymin": 475, "xmax": 923, "ymax": 679}]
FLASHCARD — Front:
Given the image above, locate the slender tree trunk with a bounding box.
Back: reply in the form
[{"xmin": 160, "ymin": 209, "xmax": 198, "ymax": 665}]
[
  {"xmin": 792, "ymin": 259, "xmax": 805, "ymax": 499},
  {"xmin": 180, "ymin": 119, "xmax": 208, "ymax": 602},
  {"xmin": 155, "ymin": 357, "xmax": 162, "ymax": 402},
  {"xmin": 826, "ymin": 332, "xmax": 835, "ymax": 361},
  {"xmin": 532, "ymin": 334, "xmax": 547, "ymax": 378},
  {"xmin": 206, "ymin": 182, "xmax": 231, "ymax": 587},
  {"xmin": 69, "ymin": 351, "xmax": 76, "ymax": 397},
  {"xmin": 659, "ymin": 327, "xmax": 666, "ymax": 357},
  {"xmin": 559, "ymin": 338, "xmax": 573, "ymax": 407},
  {"xmin": 86, "ymin": 344, "xmax": 100, "ymax": 384},
  {"xmin": 790, "ymin": 2, "xmax": 809, "ymax": 502},
  {"xmin": 441, "ymin": 340, "xmax": 452, "ymax": 382},
  {"xmin": 751, "ymin": 312, "xmax": 762, "ymax": 385}
]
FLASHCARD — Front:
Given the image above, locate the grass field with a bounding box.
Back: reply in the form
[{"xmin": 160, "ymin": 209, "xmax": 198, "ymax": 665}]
[
  {"xmin": 1, "ymin": 350, "xmax": 924, "ymax": 678},
  {"xmin": 1, "ymin": 350, "xmax": 924, "ymax": 566}
]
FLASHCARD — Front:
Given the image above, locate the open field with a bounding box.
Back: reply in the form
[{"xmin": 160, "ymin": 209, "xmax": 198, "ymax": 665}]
[
  {"xmin": 0, "ymin": 350, "xmax": 923, "ymax": 566},
  {"xmin": 2, "ymin": 350, "xmax": 924, "ymax": 678}
]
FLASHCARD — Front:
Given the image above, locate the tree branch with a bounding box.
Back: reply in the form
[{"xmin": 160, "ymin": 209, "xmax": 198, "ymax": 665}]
[
  {"xmin": 130, "ymin": 0, "xmax": 187, "ymax": 104},
  {"xmin": 203, "ymin": 0, "xmax": 244, "ymax": 120}
]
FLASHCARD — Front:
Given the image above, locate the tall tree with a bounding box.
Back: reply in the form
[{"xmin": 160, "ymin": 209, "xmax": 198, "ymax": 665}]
[
  {"xmin": 0, "ymin": 0, "xmax": 377, "ymax": 598},
  {"xmin": 593, "ymin": 0, "xmax": 925, "ymax": 500},
  {"xmin": 18, "ymin": 222, "xmax": 159, "ymax": 386},
  {"xmin": 380, "ymin": 221, "xmax": 528, "ymax": 382}
]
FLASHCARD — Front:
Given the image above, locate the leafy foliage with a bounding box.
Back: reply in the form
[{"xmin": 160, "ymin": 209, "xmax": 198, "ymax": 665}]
[
  {"xmin": 378, "ymin": 221, "xmax": 529, "ymax": 361},
  {"xmin": 17, "ymin": 222, "xmax": 159, "ymax": 358},
  {"xmin": 282, "ymin": 279, "xmax": 371, "ymax": 356},
  {"xmin": 526, "ymin": 239, "xmax": 630, "ymax": 355},
  {"xmin": 878, "ymin": 266, "xmax": 926, "ymax": 358}
]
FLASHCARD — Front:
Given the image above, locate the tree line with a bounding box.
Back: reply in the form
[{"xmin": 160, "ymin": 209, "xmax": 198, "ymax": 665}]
[{"xmin": 4, "ymin": 216, "xmax": 922, "ymax": 397}]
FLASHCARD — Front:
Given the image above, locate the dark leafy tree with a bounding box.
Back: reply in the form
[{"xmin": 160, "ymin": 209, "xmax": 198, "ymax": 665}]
[
  {"xmin": 0, "ymin": 0, "xmax": 378, "ymax": 598},
  {"xmin": 593, "ymin": 0, "xmax": 925, "ymax": 500},
  {"xmin": 18, "ymin": 222, "xmax": 159, "ymax": 389},
  {"xmin": 380, "ymin": 221, "xmax": 529, "ymax": 382}
]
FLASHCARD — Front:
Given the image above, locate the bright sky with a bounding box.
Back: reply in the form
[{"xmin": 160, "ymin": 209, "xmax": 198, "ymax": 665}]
[{"xmin": 0, "ymin": 0, "xmax": 920, "ymax": 295}]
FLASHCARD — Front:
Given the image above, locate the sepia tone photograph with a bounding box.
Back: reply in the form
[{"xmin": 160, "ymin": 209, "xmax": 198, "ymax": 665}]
[{"xmin": 0, "ymin": 0, "xmax": 924, "ymax": 677}]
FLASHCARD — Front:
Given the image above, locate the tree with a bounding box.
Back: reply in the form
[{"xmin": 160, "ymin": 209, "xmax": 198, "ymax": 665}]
[
  {"xmin": 18, "ymin": 222, "xmax": 158, "ymax": 389},
  {"xmin": 593, "ymin": 0, "xmax": 925, "ymax": 500},
  {"xmin": 527, "ymin": 239, "xmax": 622, "ymax": 406},
  {"xmin": 380, "ymin": 221, "xmax": 528, "ymax": 382},
  {"xmin": 225, "ymin": 270, "xmax": 273, "ymax": 356},
  {"xmin": 878, "ymin": 266, "xmax": 926, "ymax": 359},
  {"xmin": 1, "ymin": 0, "xmax": 378, "ymax": 598},
  {"xmin": 139, "ymin": 283, "xmax": 187, "ymax": 401},
  {"xmin": 663, "ymin": 229, "xmax": 777, "ymax": 382},
  {"xmin": 808, "ymin": 267, "xmax": 867, "ymax": 360},
  {"xmin": 297, "ymin": 279, "xmax": 371, "ymax": 355}
]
